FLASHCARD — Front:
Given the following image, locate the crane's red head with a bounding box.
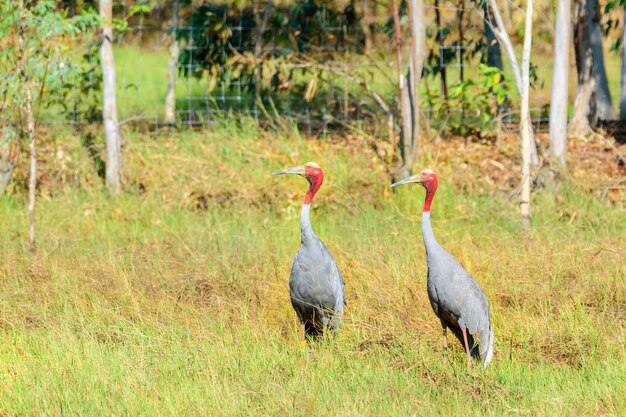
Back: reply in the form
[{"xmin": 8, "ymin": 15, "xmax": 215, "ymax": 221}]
[
  {"xmin": 272, "ymin": 162, "xmax": 324, "ymax": 205},
  {"xmin": 390, "ymin": 168, "xmax": 438, "ymax": 212}
]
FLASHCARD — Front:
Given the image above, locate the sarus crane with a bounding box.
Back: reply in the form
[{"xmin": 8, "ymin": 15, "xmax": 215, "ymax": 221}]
[
  {"xmin": 273, "ymin": 162, "xmax": 345, "ymax": 344},
  {"xmin": 392, "ymin": 169, "xmax": 494, "ymax": 368}
]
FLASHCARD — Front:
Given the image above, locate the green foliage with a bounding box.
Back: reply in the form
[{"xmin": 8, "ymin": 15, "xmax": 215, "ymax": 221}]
[
  {"xmin": 112, "ymin": 3, "xmax": 151, "ymax": 33},
  {"xmin": 604, "ymin": 0, "xmax": 626, "ymax": 53},
  {"xmin": 57, "ymin": 43, "xmax": 103, "ymax": 123},
  {"xmin": 0, "ymin": 0, "xmax": 99, "ymax": 138},
  {"xmin": 425, "ymin": 64, "xmax": 511, "ymax": 136},
  {"xmin": 176, "ymin": 1, "xmax": 362, "ymax": 97}
]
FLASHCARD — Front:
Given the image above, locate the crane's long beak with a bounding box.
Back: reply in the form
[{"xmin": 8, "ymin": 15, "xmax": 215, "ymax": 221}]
[
  {"xmin": 272, "ymin": 165, "xmax": 306, "ymax": 176},
  {"xmin": 390, "ymin": 175, "xmax": 423, "ymax": 188}
]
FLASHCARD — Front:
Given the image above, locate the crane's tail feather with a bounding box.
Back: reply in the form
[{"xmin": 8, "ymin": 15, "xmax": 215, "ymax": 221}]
[{"xmin": 482, "ymin": 326, "xmax": 495, "ymax": 369}]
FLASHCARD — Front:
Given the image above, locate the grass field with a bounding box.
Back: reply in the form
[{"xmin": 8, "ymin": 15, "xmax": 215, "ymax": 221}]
[{"xmin": 0, "ymin": 122, "xmax": 624, "ymax": 415}]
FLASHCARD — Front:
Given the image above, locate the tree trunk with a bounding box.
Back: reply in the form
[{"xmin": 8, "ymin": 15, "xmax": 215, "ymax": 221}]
[
  {"xmin": 26, "ymin": 88, "xmax": 36, "ymax": 253},
  {"xmin": 391, "ymin": 0, "xmax": 413, "ymax": 181},
  {"xmin": 164, "ymin": 0, "xmax": 179, "ymax": 123},
  {"xmin": 570, "ymin": 52, "xmax": 597, "ymax": 134},
  {"xmin": 400, "ymin": 70, "xmax": 414, "ymax": 178},
  {"xmin": 0, "ymin": 159, "xmax": 13, "ymax": 194},
  {"xmin": 483, "ymin": 0, "xmax": 507, "ymax": 116},
  {"xmin": 549, "ymin": 0, "xmax": 570, "ymax": 168},
  {"xmin": 572, "ymin": 0, "xmax": 614, "ymax": 132},
  {"xmin": 589, "ymin": 0, "xmax": 614, "ymax": 120},
  {"xmin": 100, "ymin": 0, "xmax": 122, "ymax": 195},
  {"xmin": 571, "ymin": 0, "xmax": 596, "ymax": 133},
  {"xmin": 0, "ymin": 95, "xmax": 14, "ymax": 194},
  {"xmin": 619, "ymin": 6, "xmax": 626, "ymax": 120},
  {"xmin": 434, "ymin": 0, "xmax": 447, "ymax": 99},
  {"xmin": 520, "ymin": 0, "xmax": 534, "ymax": 227},
  {"xmin": 254, "ymin": 1, "xmax": 272, "ymax": 99},
  {"xmin": 488, "ymin": 0, "xmax": 522, "ymax": 93},
  {"xmin": 407, "ymin": 0, "xmax": 425, "ymax": 166},
  {"xmin": 457, "ymin": 0, "xmax": 465, "ymax": 83},
  {"xmin": 18, "ymin": 0, "xmax": 36, "ymax": 252},
  {"xmin": 482, "ymin": 0, "xmax": 503, "ymax": 70},
  {"xmin": 488, "ymin": 0, "xmax": 539, "ymax": 167}
]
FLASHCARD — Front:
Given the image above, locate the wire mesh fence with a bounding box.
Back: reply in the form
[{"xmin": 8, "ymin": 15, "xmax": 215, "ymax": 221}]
[{"xmin": 39, "ymin": 0, "xmax": 587, "ymax": 136}]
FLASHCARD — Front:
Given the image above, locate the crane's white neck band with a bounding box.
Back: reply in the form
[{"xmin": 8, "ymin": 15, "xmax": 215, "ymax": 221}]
[{"xmin": 300, "ymin": 204, "xmax": 313, "ymax": 243}]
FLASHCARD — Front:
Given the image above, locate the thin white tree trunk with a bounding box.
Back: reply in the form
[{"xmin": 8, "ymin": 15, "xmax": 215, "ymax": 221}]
[
  {"xmin": 488, "ymin": 0, "xmax": 522, "ymax": 92},
  {"xmin": 408, "ymin": 0, "xmax": 425, "ymax": 166},
  {"xmin": 619, "ymin": 6, "xmax": 626, "ymax": 120},
  {"xmin": 164, "ymin": 40, "xmax": 179, "ymax": 122},
  {"xmin": 520, "ymin": 0, "xmax": 533, "ymax": 226},
  {"xmin": 549, "ymin": 0, "xmax": 570, "ymax": 168},
  {"xmin": 18, "ymin": 0, "xmax": 36, "ymax": 252},
  {"xmin": 100, "ymin": 0, "xmax": 122, "ymax": 195},
  {"xmin": 401, "ymin": 71, "xmax": 413, "ymax": 177},
  {"xmin": 26, "ymin": 88, "xmax": 36, "ymax": 253},
  {"xmin": 164, "ymin": 1, "xmax": 179, "ymax": 123},
  {"xmin": 487, "ymin": 0, "xmax": 539, "ymax": 167}
]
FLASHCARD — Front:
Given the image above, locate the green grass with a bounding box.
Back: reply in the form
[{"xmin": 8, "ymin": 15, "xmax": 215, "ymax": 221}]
[
  {"xmin": 109, "ymin": 41, "xmax": 625, "ymax": 124},
  {"xmin": 0, "ymin": 123, "xmax": 624, "ymax": 415}
]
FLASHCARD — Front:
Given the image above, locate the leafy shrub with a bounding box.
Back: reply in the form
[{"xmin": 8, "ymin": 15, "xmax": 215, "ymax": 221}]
[{"xmin": 424, "ymin": 64, "xmax": 511, "ymax": 137}]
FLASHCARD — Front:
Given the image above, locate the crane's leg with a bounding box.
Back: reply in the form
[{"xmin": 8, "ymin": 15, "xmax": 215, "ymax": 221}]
[
  {"xmin": 442, "ymin": 326, "xmax": 449, "ymax": 365},
  {"xmin": 461, "ymin": 327, "xmax": 473, "ymax": 367}
]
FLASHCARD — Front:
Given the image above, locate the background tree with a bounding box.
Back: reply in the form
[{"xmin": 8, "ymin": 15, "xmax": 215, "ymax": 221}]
[
  {"xmin": 390, "ymin": 0, "xmax": 414, "ymax": 181},
  {"xmin": 571, "ymin": 0, "xmax": 615, "ymax": 134},
  {"xmin": 0, "ymin": 99, "xmax": 16, "ymax": 195},
  {"xmin": 620, "ymin": 4, "xmax": 626, "ymax": 119},
  {"xmin": 100, "ymin": 0, "xmax": 123, "ymax": 195},
  {"xmin": 481, "ymin": 0, "xmax": 503, "ymax": 70},
  {"xmin": 407, "ymin": 0, "xmax": 426, "ymax": 173},
  {"xmin": 0, "ymin": 0, "xmax": 97, "ymax": 251},
  {"xmin": 485, "ymin": 0, "xmax": 539, "ymax": 167},
  {"xmin": 17, "ymin": 0, "xmax": 37, "ymax": 252},
  {"xmin": 164, "ymin": 0, "xmax": 179, "ymax": 124},
  {"xmin": 520, "ymin": 0, "xmax": 534, "ymax": 226},
  {"xmin": 549, "ymin": 0, "xmax": 571, "ymax": 168},
  {"xmin": 434, "ymin": 0, "xmax": 448, "ymax": 99}
]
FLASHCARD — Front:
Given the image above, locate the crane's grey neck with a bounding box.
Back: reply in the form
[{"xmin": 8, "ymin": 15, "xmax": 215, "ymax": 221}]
[
  {"xmin": 300, "ymin": 204, "xmax": 316, "ymax": 244},
  {"xmin": 421, "ymin": 212, "xmax": 440, "ymax": 255}
]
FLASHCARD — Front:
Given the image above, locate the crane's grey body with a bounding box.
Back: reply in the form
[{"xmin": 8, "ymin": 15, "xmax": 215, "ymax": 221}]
[
  {"xmin": 289, "ymin": 205, "xmax": 345, "ymax": 336},
  {"xmin": 422, "ymin": 212, "xmax": 494, "ymax": 367}
]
